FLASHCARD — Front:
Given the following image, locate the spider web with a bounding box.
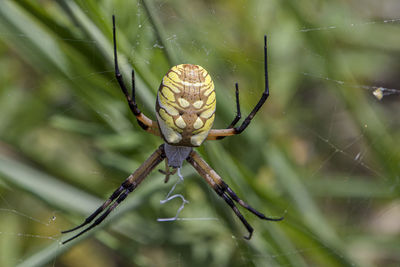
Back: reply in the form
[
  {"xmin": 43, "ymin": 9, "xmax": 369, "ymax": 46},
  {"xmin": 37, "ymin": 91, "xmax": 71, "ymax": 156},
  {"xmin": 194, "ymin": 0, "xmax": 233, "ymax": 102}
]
[{"xmin": 0, "ymin": 0, "xmax": 400, "ymax": 266}]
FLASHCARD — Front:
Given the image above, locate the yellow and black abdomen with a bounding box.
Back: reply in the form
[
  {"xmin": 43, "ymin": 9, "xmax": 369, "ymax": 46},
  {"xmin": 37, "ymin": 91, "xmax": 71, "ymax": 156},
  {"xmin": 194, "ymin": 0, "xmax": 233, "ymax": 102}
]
[{"xmin": 156, "ymin": 64, "xmax": 216, "ymax": 147}]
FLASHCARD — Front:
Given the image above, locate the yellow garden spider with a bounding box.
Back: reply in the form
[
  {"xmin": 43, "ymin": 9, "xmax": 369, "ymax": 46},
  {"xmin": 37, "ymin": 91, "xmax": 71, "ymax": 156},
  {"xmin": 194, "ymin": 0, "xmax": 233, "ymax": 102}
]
[{"xmin": 61, "ymin": 15, "xmax": 283, "ymax": 244}]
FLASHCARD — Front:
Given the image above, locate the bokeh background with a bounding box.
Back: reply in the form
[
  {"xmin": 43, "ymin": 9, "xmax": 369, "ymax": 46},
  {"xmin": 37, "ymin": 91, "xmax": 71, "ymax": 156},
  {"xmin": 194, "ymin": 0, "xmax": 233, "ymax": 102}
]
[{"xmin": 0, "ymin": 0, "xmax": 400, "ymax": 266}]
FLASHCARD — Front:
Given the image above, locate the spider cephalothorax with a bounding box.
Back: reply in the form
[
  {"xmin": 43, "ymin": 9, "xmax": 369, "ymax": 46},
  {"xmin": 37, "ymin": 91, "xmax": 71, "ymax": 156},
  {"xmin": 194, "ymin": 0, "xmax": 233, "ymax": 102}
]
[{"xmin": 61, "ymin": 15, "xmax": 282, "ymax": 245}]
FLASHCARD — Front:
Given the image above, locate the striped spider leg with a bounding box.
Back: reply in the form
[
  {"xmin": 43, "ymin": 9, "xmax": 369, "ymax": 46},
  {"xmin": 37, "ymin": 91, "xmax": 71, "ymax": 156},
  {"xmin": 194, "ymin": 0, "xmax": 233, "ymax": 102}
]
[
  {"xmin": 187, "ymin": 151, "xmax": 283, "ymax": 240},
  {"xmin": 62, "ymin": 145, "xmax": 166, "ymax": 244}
]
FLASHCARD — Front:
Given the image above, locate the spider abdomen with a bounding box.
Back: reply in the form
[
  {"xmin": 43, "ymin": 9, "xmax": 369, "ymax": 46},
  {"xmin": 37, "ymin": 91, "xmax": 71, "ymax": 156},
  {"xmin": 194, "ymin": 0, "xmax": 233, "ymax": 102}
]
[{"xmin": 156, "ymin": 64, "xmax": 216, "ymax": 147}]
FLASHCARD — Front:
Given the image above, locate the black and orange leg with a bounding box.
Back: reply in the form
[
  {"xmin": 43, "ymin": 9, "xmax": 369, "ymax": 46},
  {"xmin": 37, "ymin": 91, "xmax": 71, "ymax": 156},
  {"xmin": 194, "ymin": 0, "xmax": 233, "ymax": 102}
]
[
  {"xmin": 186, "ymin": 150, "xmax": 282, "ymax": 239},
  {"xmin": 113, "ymin": 15, "xmax": 159, "ymax": 136},
  {"xmin": 61, "ymin": 145, "xmax": 166, "ymax": 244},
  {"xmin": 217, "ymin": 83, "xmax": 242, "ymax": 140},
  {"xmin": 207, "ymin": 35, "xmax": 270, "ymax": 140}
]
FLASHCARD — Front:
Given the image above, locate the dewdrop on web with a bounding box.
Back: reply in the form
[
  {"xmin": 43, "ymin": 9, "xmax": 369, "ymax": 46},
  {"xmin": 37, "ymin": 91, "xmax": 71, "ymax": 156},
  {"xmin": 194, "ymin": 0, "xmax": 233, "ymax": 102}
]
[{"xmin": 373, "ymin": 88, "xmax": 383, "ymax": 100}]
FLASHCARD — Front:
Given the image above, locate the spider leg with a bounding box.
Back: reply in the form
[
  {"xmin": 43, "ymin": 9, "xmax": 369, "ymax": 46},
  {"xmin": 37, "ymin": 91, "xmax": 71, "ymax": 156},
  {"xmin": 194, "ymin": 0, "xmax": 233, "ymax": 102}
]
[
  {"xmin": 186, "ymin": 150, "xmax": 282, "ymax": 239},
  {"xmin": 158, "ymin": 160, "xmax": 177, "ymax": 183},
  {"xmin": 113, "ymin": 15, "xmax": 159, "ymax": 136},
  {"xmin": 217, "ymin": 83, "xmax": 241, "ymax": 140},
  {"xmin": 61, "ymin": 183, "xmax": 126, "ymax": 234},
  {"xmin": 219, "ymin": 191, "xmax": 254, "ymax": 240},
  {"xmin": 207, "ymin": 35, "xmax": 269, "ymax": 140},
  {"xmin": 62, "ymin": 185, "xmax": 134, "ymax": 244},
  {"xmin": 62, "ymin": 145, "xmax": 166, "ymax": 244},
  {"xmin": 223, "ymin": 182, "xmax": 283, "ymax": 221}
]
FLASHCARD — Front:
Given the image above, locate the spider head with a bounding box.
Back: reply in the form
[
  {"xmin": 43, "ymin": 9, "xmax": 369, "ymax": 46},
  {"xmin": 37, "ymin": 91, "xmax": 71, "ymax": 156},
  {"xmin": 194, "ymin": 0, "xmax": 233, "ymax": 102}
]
[{"xmin": 156, "ymin": 64, "xmax": 216, "ymax": 147}]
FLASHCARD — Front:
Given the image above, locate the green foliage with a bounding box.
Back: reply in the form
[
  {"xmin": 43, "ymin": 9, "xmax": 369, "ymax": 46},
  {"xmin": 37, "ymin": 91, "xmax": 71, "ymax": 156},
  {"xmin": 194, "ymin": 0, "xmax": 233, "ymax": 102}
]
[{"xmin": 0, "ymin": 0, "xmax": 399, "ymax": 266}]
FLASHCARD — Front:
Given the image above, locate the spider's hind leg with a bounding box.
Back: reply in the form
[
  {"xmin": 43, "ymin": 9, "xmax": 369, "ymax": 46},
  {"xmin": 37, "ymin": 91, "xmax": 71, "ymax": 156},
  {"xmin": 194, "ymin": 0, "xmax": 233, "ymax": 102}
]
[
  {"xmin": 206, "ymin": 35, "xmax": 270, "ymax": 140},
  {"xmin": 113, "ymin": 15, "xmax": 159, "ymax": 136}
]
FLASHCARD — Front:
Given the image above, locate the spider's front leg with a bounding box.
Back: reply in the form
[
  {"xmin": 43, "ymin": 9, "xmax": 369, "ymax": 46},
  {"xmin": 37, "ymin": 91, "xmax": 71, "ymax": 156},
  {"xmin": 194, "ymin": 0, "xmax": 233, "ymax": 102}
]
[
  {"xmin": 186, "ymin": 150, "xmax": 283, "ymax": 239},
  {"xmin": 207, "ymin": 35, "xmax": 270, "ymax": 140},
  {"xmin": 113, "ymin": 15, "xmax": 159, "ymax": 136},
  {"xmin": 61, "ymin": 145, "xmax": 166, "ymax": 244}
]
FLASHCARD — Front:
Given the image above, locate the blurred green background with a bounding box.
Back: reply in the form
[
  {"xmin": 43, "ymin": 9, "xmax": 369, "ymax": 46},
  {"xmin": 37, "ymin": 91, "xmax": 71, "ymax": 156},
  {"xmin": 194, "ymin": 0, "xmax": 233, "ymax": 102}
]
[{"xmin": 0, "ymin": 0, "xmax": 399, "ymax": 266}]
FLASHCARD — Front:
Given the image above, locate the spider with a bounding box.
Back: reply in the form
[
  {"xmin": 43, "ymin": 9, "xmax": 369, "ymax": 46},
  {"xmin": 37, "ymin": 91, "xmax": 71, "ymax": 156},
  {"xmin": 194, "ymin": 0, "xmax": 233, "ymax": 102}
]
[{"xmin": 61, "ymin": 15, "xmax": 283, "ymax": 244}]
